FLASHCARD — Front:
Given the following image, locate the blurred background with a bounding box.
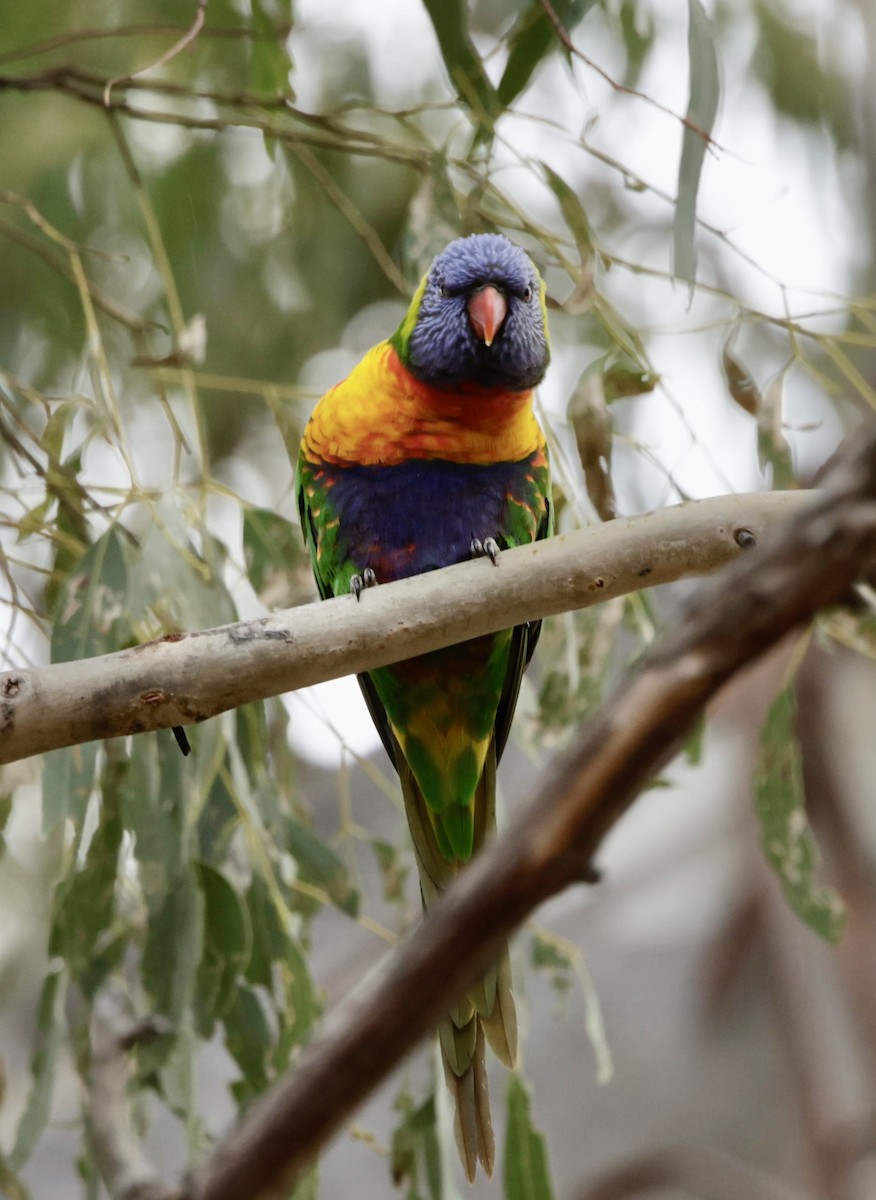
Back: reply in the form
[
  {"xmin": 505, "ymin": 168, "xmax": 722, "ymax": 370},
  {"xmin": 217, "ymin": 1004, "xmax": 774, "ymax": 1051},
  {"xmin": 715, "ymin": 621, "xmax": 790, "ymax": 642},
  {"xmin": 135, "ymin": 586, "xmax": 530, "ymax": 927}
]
[{"xmin": 1, "ymin": 1, "xmax": 876, "ymax": 1197}]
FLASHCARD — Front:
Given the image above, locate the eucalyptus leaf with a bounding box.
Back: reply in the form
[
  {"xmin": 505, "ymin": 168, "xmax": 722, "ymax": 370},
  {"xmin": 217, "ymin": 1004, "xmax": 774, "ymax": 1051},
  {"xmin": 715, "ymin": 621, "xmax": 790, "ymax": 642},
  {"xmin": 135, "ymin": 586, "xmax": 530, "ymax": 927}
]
[
  {"xmin": 274, "ymin": 930, "xmax": 319, "ymax": 1060},
  {"xmin": 284, "ymin": 816, "xmax": 360, "ymax": 916},
  {"xmin": 754, "ymin": 4, "xmax": 853, "ymax": 149},
  {"xmin": 673, "ymin": 0, "xmax": 720, "ymax": 284},
  {"xmin": 565, "ymin": 358, "xmax": 615, "ymax": 522},
  {"xmin": 128, "ymin": 505, "xmax": 237, "ymax": 638},
  {"xmin": 250, "ymin": 0, "xmax": 295, "ymax": 96},
  {"xmin": 16, "ymin": 496, "xmax": 52, "ymax": 542},
  {"xmin": 49, "ymin": 794, "xmax": 123, "ymax": 996},
  {"xmin": 243, "ymin": 507, "xmax": 312, "ymax": 609},
  {"xmin": 194, "ymin": 862, "xmax": 253, "ymax": 1036},
  {"xmin": 602, "ymin": 355, "xmax": 659, "ymax": 402},
  {"xmin": 391, "ymin": 1089, "xmax": 444, "ymax": 1200},
  {"xmin": 403, "ymin": 157, "xmax": 464, "ymax": 277},
  {"xmin": 225, "ymin": 985, "xmax": 273, "ymax": 1100},
  {"xmin": 619, "ymin": 0, "xmax": 655, "ymax": 88},
  {"xmin": 499, "ymin": 0, "xmax": 599, "ymax": 106},
  {"xmin": 245, "ymin": 871, "xmax": 291, "ymax": 990},
  {"xmin": 10, "ymin": 967, "xmax": 66, "ymax": 1170},
  {"xmin": 372, "ymin": 837, "xmax": 409, "ymax": 905},
  {"xmin": 196, "ymin": 769, "xmax": 239, "ymax": 863},
  {"xmin": 50, "ymin": 524, "xmax": 129, "ymax": 664},
  {"xmin": 236, "ymin": 700, "xmax": 268, "ymax": 791},
  {"xmin": 422, "ymin": 0, "xmax": 500, "ymax": 128},
  {"xmin": 154, "ymin": 1023, "xmax": 198, "ymax": 1123},
  {"xmin": 721, "ymin": 341, "xmax": 760, "ymax": 416},
  {"xmin": 503, "ymin": 1074, "xmax": 556, "ymax": 1200},
  {"xmin": 535, "ymin": 601, "xmax": 624, "ymax": 735},
  {"xmin": 42, "ymin": 741, "xmax": 99, "ymax": 833},
  {"xmin": 757, "ymin": 372, "xmax": 796, "ymax": 489},
  {"xmin": 120, "ymin": 725, "xmax": 195, "ymax": 912},
  {"xmin": 755, "ymin": 690, "xmax": 845, "ymax": 943},
  {"xmin": 244, "ymin": 873, "xmax": 319, "ymax": 1062},
  {"xmin": 142, "ymin": 872, "xmax": 205, "ymax": 1021},
  {"xmin": 531, "ymin": 931, "xmax": 574, "ymax": 994},
  {"xmin": 0, "ymin": 790, "xmax": 10, "ymax": 859},
  {"xmin": 543, "ymin": 163, "xmax": 594, "ymax": 260}
]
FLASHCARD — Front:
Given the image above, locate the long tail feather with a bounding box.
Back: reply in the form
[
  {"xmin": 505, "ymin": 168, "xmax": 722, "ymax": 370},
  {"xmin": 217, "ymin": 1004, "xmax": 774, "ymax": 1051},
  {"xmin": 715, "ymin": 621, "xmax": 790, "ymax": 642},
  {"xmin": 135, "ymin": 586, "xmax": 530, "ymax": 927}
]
[
  {"xmin": 442, "ymin": 1021, "xmax": 495, "ymax": 1181},
  {"xmin": 481, "ymin": 946, "xmax": 517, "ymax": 1066},
  {"xmin": 396, "ymin": 737, "xmax": 516, "ymax": 1180}
]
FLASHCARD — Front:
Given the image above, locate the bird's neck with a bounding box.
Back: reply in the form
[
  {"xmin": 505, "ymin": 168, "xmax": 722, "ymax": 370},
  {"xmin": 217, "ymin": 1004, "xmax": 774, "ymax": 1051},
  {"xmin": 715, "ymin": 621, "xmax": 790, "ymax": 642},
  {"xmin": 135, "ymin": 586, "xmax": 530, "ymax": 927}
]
[{"xmin": 304, "ymin": 343, "xmax": 544, "ymax": 467}]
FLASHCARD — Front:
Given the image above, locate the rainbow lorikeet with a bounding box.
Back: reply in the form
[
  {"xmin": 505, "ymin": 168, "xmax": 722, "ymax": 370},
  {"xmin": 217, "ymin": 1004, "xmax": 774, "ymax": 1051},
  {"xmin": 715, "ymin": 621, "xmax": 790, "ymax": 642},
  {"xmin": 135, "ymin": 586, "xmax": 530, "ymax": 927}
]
[{"xmin": 296, "ymin": 233, "xmax": 552, "ymax": 1180}]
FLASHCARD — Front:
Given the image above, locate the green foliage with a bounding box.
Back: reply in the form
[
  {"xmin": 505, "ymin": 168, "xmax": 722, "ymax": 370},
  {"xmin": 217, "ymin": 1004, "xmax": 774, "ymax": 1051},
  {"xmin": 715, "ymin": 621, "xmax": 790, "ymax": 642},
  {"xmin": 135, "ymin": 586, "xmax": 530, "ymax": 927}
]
[
  {"xmin": 244, "ymin": 507, "xmax": 313, "ymax": 609},
  {"xmin": 0, "ymin": 2, "xmax": 872, "ymax": 1197},
  {"xmin": 531, "ymin": 930, "xmax": 575, "ymax": 995},
  {"xmin": 535, "ymin": 601, "xmax": 624, "ymax": 736},
  {"xmin": 50, "ymin": 778, "xmax": 124, "ymax": 996},
  {"xmin": 673, "ymin": 0, "xmax": 720, "ymax": 283},
  {"xmin": 283, "ymin": 816, "xmax": 360, "ymax": 917},
  {"xmin": 498, "ymin": 0, "xmax": 600, "ymax": 107},
  {"xmin": 0, "ymin": 1154, "xmax": 30, "ymax": 1200},
  {"xmin": 753, "ymin": 3, "xmax": 854, "ymax": 149},
  {"xmin": 503, "ymin": 1075, "xmax": 556, "ymax": 1200},
  {"xmin": 195, "ymin": 861, "xmax": 253, "ymax": 1035},
  {"xmin": 10, "ymin": 966, "xmax": 66, "ymax": 1170},
  {"xmin": 391, "ymin": 1089, "xmax": 444, "ymax": 1200},
  {"xmin": 0, "ymin": 790, "xmax": 11, "ymax": 858},
  {"xmin": 421, "ymin": 0, "xmax": 500, "ymax": 129},
  {"xmin": 755, "ymin": 689, "xmax": 846, "ymax": 943},
  {"xmin": 249, "ymin": 0, "xmax": 295, "ymax": 97}
]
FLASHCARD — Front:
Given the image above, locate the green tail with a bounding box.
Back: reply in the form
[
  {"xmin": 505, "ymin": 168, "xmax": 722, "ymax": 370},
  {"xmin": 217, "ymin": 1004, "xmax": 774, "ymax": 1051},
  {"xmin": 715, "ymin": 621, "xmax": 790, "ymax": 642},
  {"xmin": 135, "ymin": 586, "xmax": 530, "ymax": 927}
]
[{"xmin": 397, "ymin": 739, "xmax": 518, "ymax": 1180}]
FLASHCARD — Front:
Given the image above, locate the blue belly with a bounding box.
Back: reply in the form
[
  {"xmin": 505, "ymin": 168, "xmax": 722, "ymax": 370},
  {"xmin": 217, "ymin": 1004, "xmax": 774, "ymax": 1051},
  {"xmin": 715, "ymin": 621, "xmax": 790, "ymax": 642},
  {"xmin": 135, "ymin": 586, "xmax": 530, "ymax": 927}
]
[{"xmin": 322, "ymin": 457, "xmax": 532, "ymax": 582}]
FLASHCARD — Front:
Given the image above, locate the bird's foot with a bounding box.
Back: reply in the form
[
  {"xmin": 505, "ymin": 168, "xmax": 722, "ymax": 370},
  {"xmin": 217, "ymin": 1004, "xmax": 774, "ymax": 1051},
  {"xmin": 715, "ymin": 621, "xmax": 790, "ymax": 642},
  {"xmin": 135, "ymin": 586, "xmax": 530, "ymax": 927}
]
[
  {"xmin": 350, "ymin": 567, "xmax": 378, "ymax": 601},
  {"xmin": 470, "ymin": 537, "xmax": 500, "ymax": 566}
]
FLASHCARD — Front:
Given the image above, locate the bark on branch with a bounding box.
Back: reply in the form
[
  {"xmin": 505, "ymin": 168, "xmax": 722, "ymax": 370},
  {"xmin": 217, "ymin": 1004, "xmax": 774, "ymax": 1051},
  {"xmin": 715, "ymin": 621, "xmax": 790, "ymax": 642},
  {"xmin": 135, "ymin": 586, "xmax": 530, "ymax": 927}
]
[
  {"xmin": 180, "ymin": 433, "xmax": 876, "ymax": 1200},
  {"xmin": 0, "ymin": 491, "xmax": 807, "ymax": 766},
  {"xmin": 87, "ymin": 994, "xmax": 180, "ymax": 1200}
]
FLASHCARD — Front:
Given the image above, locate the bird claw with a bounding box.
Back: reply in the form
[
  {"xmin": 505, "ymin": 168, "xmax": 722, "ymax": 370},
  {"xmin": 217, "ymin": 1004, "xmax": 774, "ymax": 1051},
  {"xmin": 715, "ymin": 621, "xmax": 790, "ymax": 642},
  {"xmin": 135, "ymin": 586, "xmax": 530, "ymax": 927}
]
[
  {"xmin": 471, "ymin": 536, "xmax": 500, "ymax": 566},
  {"xmin": 172, "ymin": 726, "xmax": 191, "ymax": 756},
  {"xmin": 350, "ymin": 567, "xmax": 378, "ymax": 601}
]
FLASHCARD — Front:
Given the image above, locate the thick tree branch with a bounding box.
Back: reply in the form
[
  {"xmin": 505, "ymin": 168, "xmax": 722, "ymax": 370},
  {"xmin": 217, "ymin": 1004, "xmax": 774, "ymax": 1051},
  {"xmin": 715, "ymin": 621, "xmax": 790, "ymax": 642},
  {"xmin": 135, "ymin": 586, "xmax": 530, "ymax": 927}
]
[
  {"xmin": 0, "ymin": 491, "xmax": 807, "ymax": 765},
  {"xmin": 181, "ymin": 432, "xmax": 876, "ymax": 1200}
]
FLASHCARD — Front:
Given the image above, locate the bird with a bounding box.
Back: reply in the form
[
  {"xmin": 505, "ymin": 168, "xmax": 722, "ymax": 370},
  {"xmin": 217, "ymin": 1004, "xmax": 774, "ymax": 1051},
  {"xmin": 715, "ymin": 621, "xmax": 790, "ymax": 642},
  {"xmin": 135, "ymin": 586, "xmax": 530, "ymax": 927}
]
[{"xmin": 296, "ymin": 233, "xmax": 552, "ymax": 1180}]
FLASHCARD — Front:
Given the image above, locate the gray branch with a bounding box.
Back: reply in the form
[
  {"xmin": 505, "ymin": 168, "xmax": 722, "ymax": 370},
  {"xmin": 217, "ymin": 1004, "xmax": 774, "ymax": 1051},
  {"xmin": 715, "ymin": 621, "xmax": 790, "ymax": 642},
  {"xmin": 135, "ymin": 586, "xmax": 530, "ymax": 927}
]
[
  {"xmin": 0, "ymin": 490, "xmax": 807, "ymax": 765},
  {"xmin": 87, "ymin": 994, "xmax": 181, "ymax": 1200}
]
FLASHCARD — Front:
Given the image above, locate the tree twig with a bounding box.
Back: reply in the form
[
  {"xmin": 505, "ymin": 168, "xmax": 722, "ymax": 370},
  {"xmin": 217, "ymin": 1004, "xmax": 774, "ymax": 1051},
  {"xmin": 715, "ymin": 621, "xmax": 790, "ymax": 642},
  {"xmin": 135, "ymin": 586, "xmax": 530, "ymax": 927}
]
[
  {"xmin": 87, "ymin": 992, "xmax": 180, "ymax": 1200},
  {"xmin": 537, "ymin": 0, "xmax": 726, "ymax": 152},
  {"xmin": 0, "ymin": 491, "xmax": 809, "ymax": 765},
  {"xmin": 103, "ymin": 0, "xmax": 209, "ymax": 107},
  {"xmin": 181, "ymin": 429, "xmax": 876, "ymax": 1200},
  {"xmin": 573, "ymin": 1144, "xmax": 809, "ymax": 1200}
]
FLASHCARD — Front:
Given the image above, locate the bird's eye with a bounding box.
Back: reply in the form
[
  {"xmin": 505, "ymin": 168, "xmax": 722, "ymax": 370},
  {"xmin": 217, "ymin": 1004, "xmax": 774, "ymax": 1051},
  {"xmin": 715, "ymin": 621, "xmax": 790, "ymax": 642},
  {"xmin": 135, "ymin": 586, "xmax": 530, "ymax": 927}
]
[
  {"xmin": 522, "ymin": 285, "xmax": 533, "ymax": 302},
  {"xmin": 438, "ymin": 280, "xmax": 448, "ymax": 297}
]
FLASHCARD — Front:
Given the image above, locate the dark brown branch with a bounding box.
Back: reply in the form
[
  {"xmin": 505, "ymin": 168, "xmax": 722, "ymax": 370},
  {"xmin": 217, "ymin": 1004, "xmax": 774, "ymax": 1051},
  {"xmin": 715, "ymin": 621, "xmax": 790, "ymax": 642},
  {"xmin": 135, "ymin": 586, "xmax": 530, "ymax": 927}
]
[{"xmin": 182, "ymin": 431, "xmax": 876, "ymax": 1200}]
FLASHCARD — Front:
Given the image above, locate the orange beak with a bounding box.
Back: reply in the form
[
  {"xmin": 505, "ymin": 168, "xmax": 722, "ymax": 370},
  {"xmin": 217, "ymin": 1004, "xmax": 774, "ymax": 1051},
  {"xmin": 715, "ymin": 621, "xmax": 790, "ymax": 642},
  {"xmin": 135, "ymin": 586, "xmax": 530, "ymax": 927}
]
[{"xmin": 467, "ymin": 286, "xmax": 508, "ymax": 347}]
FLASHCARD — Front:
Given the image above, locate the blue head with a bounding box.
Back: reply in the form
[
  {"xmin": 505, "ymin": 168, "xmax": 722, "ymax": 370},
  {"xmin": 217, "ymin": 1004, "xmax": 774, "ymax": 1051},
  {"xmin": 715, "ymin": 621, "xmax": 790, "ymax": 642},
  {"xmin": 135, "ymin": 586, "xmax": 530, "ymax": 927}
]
[{"xmin": 393, "ymin": 234, "xmax": 550, "ymax": 391}]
